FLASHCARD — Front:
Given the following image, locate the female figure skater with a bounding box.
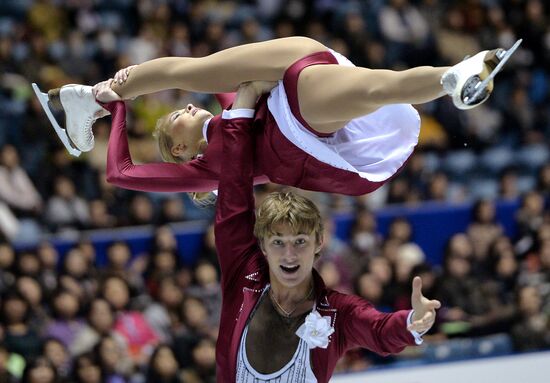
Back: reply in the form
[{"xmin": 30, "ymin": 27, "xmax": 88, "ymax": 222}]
[
  {"xmin": 210, "ymin": 80, "xmax": 440, "ymax": 382},
  {"xmin": 50, "ymin": 36, "xmax": 505, "ymax": 197}
]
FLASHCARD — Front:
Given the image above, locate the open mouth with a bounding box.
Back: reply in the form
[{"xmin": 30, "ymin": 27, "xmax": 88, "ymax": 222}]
[
  {"xmin": 280, "ymin": 265, "xmax": 300, "ymax": 274},
  {"xmin": 191, "ymin": 108, "xmax": 198, "ymax": 116}
]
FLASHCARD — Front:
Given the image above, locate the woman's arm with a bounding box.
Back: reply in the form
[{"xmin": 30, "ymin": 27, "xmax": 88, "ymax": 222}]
[
  {"xmin": 101, "ymin": 101, "xmax": 218, "ymax": 193},
  {"xmin": 109, "ymin": 37, "xmax": 325, "ymax": 99}
]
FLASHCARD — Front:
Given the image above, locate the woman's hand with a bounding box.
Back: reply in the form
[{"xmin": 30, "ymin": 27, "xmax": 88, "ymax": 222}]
[
  {"xmin": 92, "ymin": 80, "xmax": 122, "ymax": 103},
  {"xmin": 113, "ymin": 65, "xmax": 138, "ymax": 85}
]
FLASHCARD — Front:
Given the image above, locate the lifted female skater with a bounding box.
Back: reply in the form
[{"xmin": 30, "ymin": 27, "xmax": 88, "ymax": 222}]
[{"xmin": 45, "ymin": 36, "xmax": 513, "ymax": 196}]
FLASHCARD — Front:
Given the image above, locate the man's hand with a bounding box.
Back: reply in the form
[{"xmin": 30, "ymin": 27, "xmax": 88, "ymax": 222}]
[
  {"xmin": 408, "ymin": 276, "xmax": 441, "ymax": 333},
  {"xmin": 92, "ymin": 79, "xmax": 122, "ymax": 103},
  {"xmin": 247, "ymin": 80, "xmax": 278, "ymax": 95}
]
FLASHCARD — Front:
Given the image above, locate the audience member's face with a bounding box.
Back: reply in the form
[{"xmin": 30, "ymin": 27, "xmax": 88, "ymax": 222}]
[
  {"xmin": 153, "ymin": 251, "xmax": 176, "ymax": 273},
  {"xmin": 37, "ymin": 243, "xmax": 58, "ymax": 269},
  {"xmin": 44, "ymin": 340, "xmax": 67, "ymax": 368},
  {"xmin": 29, "ymin": 365, "xmax": 55, "ymax": 383},
  {"xmin": 55, "ymin": 177, "xmax": 76, "ymax": 199},
  {"xmin": 54, "ymin": 292, "xmax": 79, "ymax": 319},
  {"xmin": 358, "ymin": 273, "xmax": 381, "ymax": 301},
  {"xmin": 155, "ymin": 226, "xmax": 177, "ymax": 251},
  {"xmin": 17, "ymin": 277, "xmax": 42, "ymax": 306},
  {"xmin": 18, "ymin": 253, "xmax": 41, "ymax": 276},
  {"xmin": 103, "ymin": 278, "xmax": 129, "ymax": 311},
  {"xmin": 370, "ymin": 257, "xmax": 392, "ymax": 285},
  {"xmin": 195, "ymin": 262, "xmax": 217, "ymax": 286},
  {"xmin": 153, "ymin": 346, "xmax": 178, "ymax": 377},
  {"xmin": 158, "ymin": 279, "xmax": 183, "ymax": 308},
  {"xmin": 107, "ymin": 243, "xmax": 130, "ymax": 269},
  {"xmin": 89, "ymin": 299, "xmax": 114, "ymax": 333},
  {"xmin": 519, "ymin": 286, "xmax": 541, "ymax": 316},
  {"xmin": 3, "ymin": 297, "xmax": 27, "ymax": 324},
  {"xmin": 192, "ymin": 339, "xmax": 216, "ymax": 371},
  {"xmin": 182, "ymin": 298, "xmax": 208, "ymax": 329},
  {"xmin": 64, "ymin": 250, "xmax": 87, "ymax": 277},
  {"xmin": 76, "ymin": 356, "xmax": 101, "ymax": 383},
  {"xmin": 0, "ymin": 243, "xmax": 14, "ymax": 269},
  {"xmin": 318, "ymin": 261, "xmax": 340, "ymax": 289},
  {"xmin": 447, "ymin": 255, "xmax": 470, "ymax": 278},
  {"xmin": 99, "ymin": 338, "xmax": 121, "ymax": 369},
  {"xmin": 0, "ymin": 145, "xmax": 19, "ymax": 168}
]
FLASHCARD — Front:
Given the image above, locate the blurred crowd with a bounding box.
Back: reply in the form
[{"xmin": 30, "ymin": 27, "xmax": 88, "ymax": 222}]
[{"xmin": 0, "ymin": 0, "xmax": 549, "ymax": 382}]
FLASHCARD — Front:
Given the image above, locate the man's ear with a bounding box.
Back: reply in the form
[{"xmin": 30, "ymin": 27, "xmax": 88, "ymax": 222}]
[
  {"xmin": 315, "ymin": 234, "xmax": 324, "ymax": 254},
  {"xmin": 171, "ymin": 143, "xmax": 186, "ymax": 157},
  {"xmin": 259, "ymin": 240, "xmax": 267, "ymax": 255}
]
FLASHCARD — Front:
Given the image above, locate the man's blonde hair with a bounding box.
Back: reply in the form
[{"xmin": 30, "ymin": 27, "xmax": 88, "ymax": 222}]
[
  {"xmin": 254, "ymin": 191, "xmax": 324, "ymax": 247},
  {"xmin": 153, "ymin": 113, "xmax": 212, "ymax": 204}
]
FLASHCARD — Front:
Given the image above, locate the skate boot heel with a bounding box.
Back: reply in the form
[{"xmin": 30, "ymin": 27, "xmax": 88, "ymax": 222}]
[{"xmin": 47, "ymin": 88, "xmax": 63, "ymax": 111}]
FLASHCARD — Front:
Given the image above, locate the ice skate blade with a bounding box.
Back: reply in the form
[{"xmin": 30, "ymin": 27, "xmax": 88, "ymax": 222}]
[
  {"xmin": 464, "ymin": 39, "xmax": 522, "ymax": 105},
  {"xmin": 31, "ymin": 83, "xmax": 81, "ymax": 157}
]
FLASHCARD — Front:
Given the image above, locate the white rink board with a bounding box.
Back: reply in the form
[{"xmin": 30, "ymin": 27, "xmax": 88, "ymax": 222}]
[{"xmin": 331, "ymin": 351, "xmax": 550, "ymax": 383}]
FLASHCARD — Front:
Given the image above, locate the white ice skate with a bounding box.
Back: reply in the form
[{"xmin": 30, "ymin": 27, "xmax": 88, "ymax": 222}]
[
  {"xmin": 441, "ymin": 39, "xmax": 522, "ymax": 110},
  {"xmin": 31, "ymin": 83, "xmax": 110, "ymax": 156}
]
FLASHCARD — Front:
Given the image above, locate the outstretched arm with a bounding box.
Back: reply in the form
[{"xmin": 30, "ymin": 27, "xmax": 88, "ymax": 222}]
[
  {"xmin": 101, "ymin": 101, "xmax": 219, "ymax": 193},
  {"xmin": 108, "ymin": 37, "xmax": 325, "ymax": 99}
]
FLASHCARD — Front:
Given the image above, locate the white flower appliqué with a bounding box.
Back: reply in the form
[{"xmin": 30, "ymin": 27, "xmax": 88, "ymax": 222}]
[{"xmin": 296, "ymin": 310, "xmax": 335, "ymax": 349}]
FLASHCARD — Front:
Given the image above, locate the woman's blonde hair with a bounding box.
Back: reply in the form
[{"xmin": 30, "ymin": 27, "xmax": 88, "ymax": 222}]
[
  {"xmin": 254, "ymin": 191, "xmax": 324, "ymax": 249},
  {"xmin": 153, "ymin": 113, "xmax": 212, "ymax": 205}
]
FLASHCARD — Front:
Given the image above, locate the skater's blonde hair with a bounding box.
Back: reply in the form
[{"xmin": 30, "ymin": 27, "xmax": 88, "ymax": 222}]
[{"xmin": 153, "ymin": 113, "xmax": 211, "ymax": 205}]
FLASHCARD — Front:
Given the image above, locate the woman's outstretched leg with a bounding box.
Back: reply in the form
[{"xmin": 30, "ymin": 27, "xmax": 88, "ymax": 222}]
[
  {"xmin": 297, "ymin": 64, "xmax": 449, "ymax": 134},
  {"xmin": 110, "ymin": 37, "xmax": 326, "ymax": 99}
]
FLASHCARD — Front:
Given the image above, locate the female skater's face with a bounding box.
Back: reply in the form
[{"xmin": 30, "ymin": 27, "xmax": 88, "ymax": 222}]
[
  {"xmin": 262, "ymin": 223, "xmax": 322, "ymax": 288},
  {"xmin": 169, "ymin": 104, "xmax": 213, "ymax": 160}
]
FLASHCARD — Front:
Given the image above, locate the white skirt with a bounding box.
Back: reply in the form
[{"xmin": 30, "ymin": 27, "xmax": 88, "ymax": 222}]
[{"xmin": 267, "ymin": 49, "xmax": 420, "ymax": 183}]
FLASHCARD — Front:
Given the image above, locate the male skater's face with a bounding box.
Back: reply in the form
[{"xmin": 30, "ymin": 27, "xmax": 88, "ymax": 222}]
[{"xmin": 262, "ymin": 223, "xmax": 322, "ymax": 288}]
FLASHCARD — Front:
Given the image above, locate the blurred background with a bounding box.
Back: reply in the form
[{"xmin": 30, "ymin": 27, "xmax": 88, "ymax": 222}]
[{"xmin": 0, "ymin": 0, "xmax": 549, "ymax": 382}]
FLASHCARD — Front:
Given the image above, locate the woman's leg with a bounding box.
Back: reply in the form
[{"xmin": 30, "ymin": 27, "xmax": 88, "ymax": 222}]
[
  {"xmin": 297, "ymin": 65, "xmax": 450, "ymax": 134},
  {"xmin": 111, "ymin": 37, "xmax": 326, "ymax": 99}
]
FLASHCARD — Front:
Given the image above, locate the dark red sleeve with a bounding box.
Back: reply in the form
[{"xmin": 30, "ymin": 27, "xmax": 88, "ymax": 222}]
[
  {"xmin": 338, "ymin": 293, "xmax": 415, "ymax": 355},
  {"xmin": 215, "ymin": 93, "xmax": 236, "ymax": 110},
  {"xmin": 102, "ymin": 101, "xmax": 218, "ymax": 193},
  {"xmin": 214, "ymin": 113, "xmax": 259, "ymax": 290}
]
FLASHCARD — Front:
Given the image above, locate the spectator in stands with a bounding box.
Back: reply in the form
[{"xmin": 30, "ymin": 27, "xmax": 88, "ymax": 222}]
[
  {"xmin": 144, "ymin": 275, "xmax": 184, "ymax": 343},
  {"xmin": 44, "ymin": 175, "xmax": 90, "ymax": 232},
  {"xmin": 0, "ymin": 241, "xmax": 15, "ymax": 295},
  {"xmin": 146, "ymin": 344, "xmax": 183, "ymax": 383},
  {"xmin": 467, "ymin": 199, "xmax": 504, "ymax": 276},
  {"xmin": 93, "ymin": 336, "xmax": 133, "ymax": 383},
  {"xmin": 44, "ymin": 289, "xmax": 85, "ymax": 351},
  {"xmin": 16, "ymin": 276, "xmax": 48, "ymax": 332},
  {"xmin": 71, "ymin": 352, "xmax": 101, "ymax": 383},
  {"xmin": 36, "ymin": 241, "xmax": 59, "ymax": 297},
  {"xmin": 511, "ymin": 285, "xmax": 550, "ymax": 351},
  {"xmin": 21, "ymin": 356, "xmax": 58, "ymax": 383},
  {"xmin": 0, "ymin": 144, "xmax": 42, "ymax": 241},
  {"xmin": 71, "ymin": 298, "xmax": 124, "ymax": 357},
  {"xmin": 100, "ymin": 276, "xmax": 159, "ymax": 365},
  {"xmin": 1, "ymin": 291, "xmax": 42, "ymax": 360},
  {"xmin": 41, "ymin": 337, "xmax": 71, "ymax": 382}
]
